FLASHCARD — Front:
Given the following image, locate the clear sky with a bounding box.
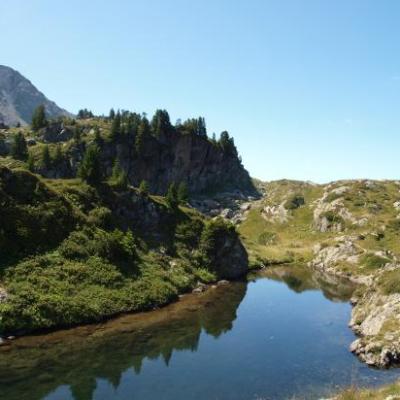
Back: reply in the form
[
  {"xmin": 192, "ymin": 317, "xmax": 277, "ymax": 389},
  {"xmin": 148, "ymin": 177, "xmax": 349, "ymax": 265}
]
[{"xmin": 1, "ymin": 0, "xmax": 399, "ymax": 182}]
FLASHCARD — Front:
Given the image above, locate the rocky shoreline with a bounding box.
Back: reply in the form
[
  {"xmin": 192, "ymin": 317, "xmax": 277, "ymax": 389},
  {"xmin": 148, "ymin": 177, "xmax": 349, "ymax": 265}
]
[{"xmin": 309, "ymin": 237, "xmax": 400, "ymax": 368}]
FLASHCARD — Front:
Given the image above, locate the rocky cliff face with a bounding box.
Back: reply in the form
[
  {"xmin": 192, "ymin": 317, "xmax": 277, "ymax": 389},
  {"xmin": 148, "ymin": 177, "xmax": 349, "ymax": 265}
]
[
  {"xmin": 33, "ymin": 123, "xmax": 256, "ymax": 196},
  {"xmin": 0, "ymin": 65, "xmax": 71, "ymax": 126}
]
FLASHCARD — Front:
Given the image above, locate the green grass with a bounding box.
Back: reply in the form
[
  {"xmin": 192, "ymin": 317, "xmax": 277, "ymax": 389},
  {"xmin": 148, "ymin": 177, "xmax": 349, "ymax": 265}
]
[
  {"xmin": 360, "ymin": 253, "xmax": 390, "ymax": 271},
  {"xmin": 378, "ymin": 269, "xmax": 400, "ymax": 295},
  {"xmin": 0, "ymin": 163, "xmax": 241, "ymax": 335},
  {"xmin": 335, "ymin": 380, "xmax": 400, "ymax": 399}
]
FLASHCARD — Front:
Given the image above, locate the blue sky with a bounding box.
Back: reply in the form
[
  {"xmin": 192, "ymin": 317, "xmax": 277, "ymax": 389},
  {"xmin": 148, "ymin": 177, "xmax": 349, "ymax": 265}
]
[{"xmin": 1, "ymin": 0, "xmax": 399, "ymax": 182}]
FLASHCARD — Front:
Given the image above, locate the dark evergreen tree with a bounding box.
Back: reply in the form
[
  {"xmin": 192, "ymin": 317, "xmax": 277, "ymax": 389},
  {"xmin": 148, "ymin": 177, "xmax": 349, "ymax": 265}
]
[
  {"xmin": 166, "ymin": 182, "xmax": 179, "ymax": 210},
  {"xmin": 109, "ymin": 108, "xmax": 115, "ymax": 120},
  {"xmin": 151, "ymin": 109, "xmax": 172, "ymax": 137},
  {"xmin": 110, "ymin": 158, "xmax": 128, "ymax": 190},
  {"xmin": 27, "ymin": 152, "xmax": 35, "ymax": 172},
  {"xmin": 78, "ymin": 145, "xmax": 102, "ymax": 185},
  {"xmin": 77, "ymin": 109, "xmax": 94, "ymax": 119},
  {"xmin": 94, "ymin": 126, "xmax": 103, "ymax": 145},
  {"xmin": 110, "ymin": 111, "xmax": 121, "ymax": 140},
  {"xmin": 40, "ymin": 145, "xmax": 51, "ymax": 169},
  {"xmin": 219, "ymin": 131, "xmax": 238, "ymax": 156},
  {"xmin": 135, "ymin": 116, "xmax": 150, "ymax": 153},
  {"xmin": 31, "ymin": 105, "xmax": 47, "ymax": 131},
  {"xmin": 11, "ymin": 132, "xmax": 28, "ymax": 160},
  {"xmin": 197, "ymin": 117, "xmax": 207, "ymax": 137},
  {"xmin": 53, "ymin": 145, "xmax": 63, "ymax": 165}
]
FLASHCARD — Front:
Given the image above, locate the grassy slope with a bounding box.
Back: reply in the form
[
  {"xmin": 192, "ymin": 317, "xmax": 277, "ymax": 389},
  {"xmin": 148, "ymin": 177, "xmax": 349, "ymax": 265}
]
[
  {"xmin": 240, "ymin": 179, "xmax": 400, "ymax": 271},
  {"xmin": 335, "ymin": 380, "xmax": 400, "ymax": 399},
  {"xmin": 239, "ymin": 181, "xmax": 326, "ymax": 266},
  {"xmin": 0, "ymin": 163, "xmax": 235, "ymax": 335},
  {"xmin": 240, "ymin": 179, "xmax": 400, "ymax": 398}
]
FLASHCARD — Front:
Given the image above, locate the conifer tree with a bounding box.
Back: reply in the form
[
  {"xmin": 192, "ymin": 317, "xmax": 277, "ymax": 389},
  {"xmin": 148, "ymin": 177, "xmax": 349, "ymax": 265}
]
[
  {"xmin": 78, "ymin": 145, "xmax": 102, "ymax": 185},
  {"xmin": 110, "ymin": 111, "xmax": 121, "ymax": 141},
  {"xmin": 31, "ymin": 105, "xmax": 47, "ymax": 131},
  {"xmin": 53, "ymin": 145, "xmax": 63, "ymax": 165},
  {"xmin": 166, "ymin": 182, "xmax": 179, "ymax": 210},
  {"xmin": 40, "ymin": 145, "xmax": 51, "ymax": 169},
  {"xmin": 11, "ymin": 132, "xmax": 28, "ymax": 160},
  {"xmin": 135, "ymin": 116, "xmax": 150, "ymax": 153},
  {"xmin": 110, "ymin": 158, "xmax": 128, "ymax": 190},
  {"xmin": 27, "ymin": 152, "xmax": 35, "ymax": 172}
]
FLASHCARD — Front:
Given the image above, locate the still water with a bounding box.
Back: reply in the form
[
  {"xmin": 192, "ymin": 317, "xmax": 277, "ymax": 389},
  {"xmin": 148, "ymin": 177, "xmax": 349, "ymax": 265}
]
[{"xmin": 1, "ymin": 265, "xmax": 399, "ymax": 400}]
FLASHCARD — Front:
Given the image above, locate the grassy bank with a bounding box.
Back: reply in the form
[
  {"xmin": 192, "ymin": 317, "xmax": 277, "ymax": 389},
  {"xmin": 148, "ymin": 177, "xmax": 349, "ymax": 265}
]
[{"xmin": 0, "ymin": 164, "xmax": 246, "ymax": 335}]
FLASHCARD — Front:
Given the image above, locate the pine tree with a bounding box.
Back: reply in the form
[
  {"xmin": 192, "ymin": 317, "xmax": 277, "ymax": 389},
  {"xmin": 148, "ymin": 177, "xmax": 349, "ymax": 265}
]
[
  {"xmin": 11, "ymin": 132, "xmax": 28, "ymax": 160},
  {"xmin": 110, "ymin": 158, "xmax": 128, "ymax": 190},
  {"xmin": 138, "ymin": 180, "xmax": 149, "ymax": 196},
  {"xmin": 27, "ymin": 152, "xmax": 35, "ymax": 172},
  {"xmin": 197, "ymin": 117, "xmax": 207, "ymax": 137},
  {"xmin": 135, "ymin": 117, "xmax": 150, "ymax": 153},
  {"xmin": 166, "ymin": 182, "xmax": 178, "ymax": 210},
  {"xmin": 177, "ymin": 182, "xmax": 189, "ymax": 204},
  {"xmin": 31, "ymin": 105, "xmax": 47, "ymax": 131},
  {"xmin": 110, "ymin": 112, "xmax": 121, "ymax": 141},
  {"xmin": 109, "ymin": 108, "xmax": 115, "ymax": 120},
  {"xmin": 151, "ymin": 109, "xmax": 172, "ymax": 138},
  {"xmin": 53, "ymin": 145, "xmax": 63, "ymax": 165},
  {"xmin": 94, "ymin": 126, "xmax": 103, "ymax": 145},
  {"xmin": 78, "ymin": 145, "xmax": 102, "ymax": 185},
  {"xmin": 40, "ymin": 145, "xmax": 51, "ymax": 169}
]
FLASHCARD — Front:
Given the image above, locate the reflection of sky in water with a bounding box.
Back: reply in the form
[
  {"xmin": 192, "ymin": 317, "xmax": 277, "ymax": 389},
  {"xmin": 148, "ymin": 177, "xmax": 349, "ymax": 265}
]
[{"xmin": 9, "ymin": 271, "xmax": 400, "ymax": 400}]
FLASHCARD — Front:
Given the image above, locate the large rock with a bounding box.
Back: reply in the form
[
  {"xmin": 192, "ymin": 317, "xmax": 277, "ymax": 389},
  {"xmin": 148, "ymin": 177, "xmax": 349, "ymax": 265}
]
[{"xmin": 209, "ymin": 223, "xmax": 248, "ymax": 279}]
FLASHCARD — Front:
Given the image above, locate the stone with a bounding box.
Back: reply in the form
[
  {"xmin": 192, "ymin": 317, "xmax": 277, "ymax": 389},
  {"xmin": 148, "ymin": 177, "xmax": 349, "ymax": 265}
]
[{"xmin": 220, "ymin": 208, "xmax": 234, "ymax": 219}]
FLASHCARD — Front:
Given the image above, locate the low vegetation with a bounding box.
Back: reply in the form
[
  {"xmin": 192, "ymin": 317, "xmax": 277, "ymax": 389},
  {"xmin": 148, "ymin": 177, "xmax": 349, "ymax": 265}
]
[{"xmin": 0, "ymin": 159, "xmax": 245, "ymax": 335}]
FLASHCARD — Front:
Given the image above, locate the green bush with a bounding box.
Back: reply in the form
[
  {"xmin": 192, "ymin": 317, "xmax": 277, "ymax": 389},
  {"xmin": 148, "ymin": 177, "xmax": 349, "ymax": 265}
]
[
  {"xmin": 199, "ymin": 217, "xmax": 237, "ymax": 270},
  {"xmin": 258, "ymin": 231, "xmax": 277, "ymax": 245},
  {"xmin": 87, "ymin": 207, "xmax": 113, "ymax": 229},
  {"xmin": 360, "ymin": 253, "xmax": 390, "ymax": 270},
  {"xmin": 284, "ymin": 194, "xmax": 305, "ymax": 210}
]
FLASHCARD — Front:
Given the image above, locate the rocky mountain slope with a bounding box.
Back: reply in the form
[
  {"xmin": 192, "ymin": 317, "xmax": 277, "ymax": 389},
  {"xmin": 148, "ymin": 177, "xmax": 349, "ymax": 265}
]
[
  {"xmin": 0, "ymin": 106, "xmax": 253, "ymax": 336},
  {"xmin": 0, "ymin": 114, "xmax": 255, "ymax": 196},
  {"xmin": 0, "ymin": 65, "xmax": 71, "ymax": 126},
  {"xmin": 238, "ymin": 179, "xmax": 400, "ymax": 368}
]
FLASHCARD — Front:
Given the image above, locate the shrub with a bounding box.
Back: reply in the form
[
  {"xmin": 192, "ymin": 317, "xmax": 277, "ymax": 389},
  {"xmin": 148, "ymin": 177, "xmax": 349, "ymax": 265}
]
[
  {"xmin": 284, "ymin": 194, "xmax": 305, "ymax": 210},
  {"xmin": 11, "ymin": 132, "xmax": 28, "ymax": 160},
  {"xmin": 360, "ymin": 253, "xmax": 390, "ymax": 270},
  {"xmin": 78, "ymin": 145, "xmax": 102, "ymax": 185},
  {"xmin": 258, "ymin": 231, "xmax": 277, "ymax": 245},
  {"xmin": 199, "ymin": 217, "xmax": 237, "ymax": 270},
  {"xmin": 59, "ymin": 228, "xmax": 137, "ymax": 266},
  {"xmin": 87, "ymin": 207, "xmax": 113, "ymax": 229},
  {"xmin": 138, "ymin": 180, "xmax": 149, "ymax": 196}
]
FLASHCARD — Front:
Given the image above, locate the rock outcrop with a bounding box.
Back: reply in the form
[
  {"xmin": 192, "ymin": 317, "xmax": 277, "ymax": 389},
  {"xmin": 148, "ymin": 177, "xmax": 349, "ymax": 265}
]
[
  {"xmin": 35, "ymin": 128, "xmax": 256, "ymax": 196},
  {"xmin": 0, "ymin": 65, "xmax": 71, "ymax": 126}
]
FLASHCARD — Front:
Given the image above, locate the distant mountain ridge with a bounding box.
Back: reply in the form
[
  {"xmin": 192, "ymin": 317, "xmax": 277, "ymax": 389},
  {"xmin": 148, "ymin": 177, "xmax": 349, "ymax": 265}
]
[{"xmin": 0, "ymin": 65, "xmax": 71, "ymax": 126}]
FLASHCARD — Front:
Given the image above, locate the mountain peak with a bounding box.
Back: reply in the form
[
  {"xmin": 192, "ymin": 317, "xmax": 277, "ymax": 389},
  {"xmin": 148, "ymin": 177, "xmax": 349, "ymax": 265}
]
[{"xmin": 0, "ymin": 65, "xmax": 71, "ymax": 126}]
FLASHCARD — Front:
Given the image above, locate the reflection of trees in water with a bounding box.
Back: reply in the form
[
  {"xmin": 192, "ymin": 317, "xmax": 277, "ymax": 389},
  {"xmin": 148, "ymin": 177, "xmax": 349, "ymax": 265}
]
[
  {"xmin": 0, "ymin": 282, "xmax": 247, "ymax": 400},
  {"xmin": 254, "ymin": 265, "xmax": 356, "ymax": 302}
]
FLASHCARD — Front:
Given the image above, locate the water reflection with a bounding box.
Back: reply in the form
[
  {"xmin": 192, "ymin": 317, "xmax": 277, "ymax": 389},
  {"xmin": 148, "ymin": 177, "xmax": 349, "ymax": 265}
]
[
  {"xmin": 253, "ymin": 264, "xmax": 356, "ymax": 302},
  {"xmin": 0, "ymin": 282, "xmax": 246, "ymax": 400},
  {"xmin": 0, "ymin": 266, "xmax": 398, "ymax": 400}
]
